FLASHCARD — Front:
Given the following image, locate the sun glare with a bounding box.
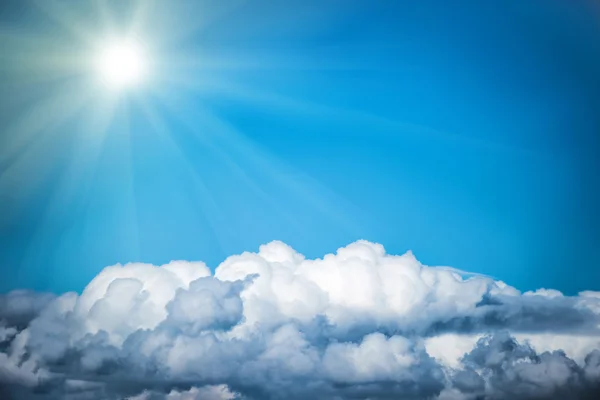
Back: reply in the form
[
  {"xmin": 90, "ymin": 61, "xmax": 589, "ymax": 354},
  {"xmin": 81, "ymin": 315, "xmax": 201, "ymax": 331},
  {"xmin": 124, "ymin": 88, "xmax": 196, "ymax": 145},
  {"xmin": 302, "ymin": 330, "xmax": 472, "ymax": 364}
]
[{"xmin": 97, "ymin": 41, "xmax": 147, "ymax": 88}]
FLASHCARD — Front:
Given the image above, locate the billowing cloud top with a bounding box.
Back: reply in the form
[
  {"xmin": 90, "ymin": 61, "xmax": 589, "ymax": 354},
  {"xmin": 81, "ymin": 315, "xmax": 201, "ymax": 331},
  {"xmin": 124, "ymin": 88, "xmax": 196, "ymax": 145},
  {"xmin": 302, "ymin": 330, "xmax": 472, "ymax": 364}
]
[{"xmin": 1, "ymin": 241, "xmax": 599, "ymax": 399}]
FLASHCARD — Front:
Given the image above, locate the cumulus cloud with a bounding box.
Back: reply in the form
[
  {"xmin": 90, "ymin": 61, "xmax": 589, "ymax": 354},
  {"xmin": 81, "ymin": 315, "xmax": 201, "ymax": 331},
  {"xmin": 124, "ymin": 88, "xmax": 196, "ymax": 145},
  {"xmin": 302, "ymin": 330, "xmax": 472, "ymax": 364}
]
[
  {"xmin": 0, "ymin": 290, "xmax": 56, "ymax": 328},
  {"xmin": 0, "ymin": 241, "xmax": 599, "ymax": 399}
]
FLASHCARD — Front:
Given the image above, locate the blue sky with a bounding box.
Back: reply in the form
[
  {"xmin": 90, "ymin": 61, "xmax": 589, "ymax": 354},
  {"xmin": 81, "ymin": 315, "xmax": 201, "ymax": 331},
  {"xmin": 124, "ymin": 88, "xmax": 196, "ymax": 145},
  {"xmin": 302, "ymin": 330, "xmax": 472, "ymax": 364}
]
[{"xmin": 1, "ymin": 0, "xmax": 599, "ymax": 295}]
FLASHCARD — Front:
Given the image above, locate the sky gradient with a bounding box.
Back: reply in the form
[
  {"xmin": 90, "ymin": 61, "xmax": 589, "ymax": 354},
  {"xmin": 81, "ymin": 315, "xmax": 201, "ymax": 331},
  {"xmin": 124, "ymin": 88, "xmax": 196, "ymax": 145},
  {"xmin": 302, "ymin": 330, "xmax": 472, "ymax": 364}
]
[
  {"xmin": 2, "ymin": 2, "xmax": 600, "ymax": 400},
  {"xmin": 1, "ymin": 0, "xmax": 599, "ymax": 296}
]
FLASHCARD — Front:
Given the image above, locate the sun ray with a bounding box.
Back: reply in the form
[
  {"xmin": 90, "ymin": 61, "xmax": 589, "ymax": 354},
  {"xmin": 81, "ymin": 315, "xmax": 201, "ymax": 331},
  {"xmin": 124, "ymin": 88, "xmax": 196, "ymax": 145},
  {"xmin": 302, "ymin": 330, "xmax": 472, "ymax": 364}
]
[
  {"xmin": 165, "ymin": 72, "xmax": 535, "ymax": 159},
  {"xmin": 161, "ymin": 109, "xmax": 303, "ymax": 232},
  {"xmin": 32, "ymin": 0, "xmax": 99, "ymax": 47},
  {"xmin": 190, "ymin": 107, "xmax": 363, "ymax": 235},
  {"xmin": 133, "ymin": 95, "xmax": 236, "ymax": 254},
  {"xmin": 1, "ymin": 86, "xmax": 120, "ymax": 220},
  {"xmin": 135, "ymin": 0, "xmax": 245, "ymax": 49},
  {"xmin": 0, "ymin": 30, "xmax": 90, "ymax": 82},
  {"xmin": 0, "ymin": 81, "xmax": 95, "ymax": 182},
  {"xmin": 155, "ymin": 46, "xmax": 373, "ymax": 74},
  {"xmin": 92, "ymin": 0, "xmax": 117, "ymax": 36},
  {"xmin": 128, "ymin": 0, "xmax": 151, "ymax": 38},
  {"xmin": 150, "ymin": 84, "xmax": 361, "ymax": 236},
  {"xmin": 118, "ymin": 101, "xmax": 142, "ymax": 261},
  {"xmin": 14, "ymin": 92, "xmax": 121, "ymax": 285}
]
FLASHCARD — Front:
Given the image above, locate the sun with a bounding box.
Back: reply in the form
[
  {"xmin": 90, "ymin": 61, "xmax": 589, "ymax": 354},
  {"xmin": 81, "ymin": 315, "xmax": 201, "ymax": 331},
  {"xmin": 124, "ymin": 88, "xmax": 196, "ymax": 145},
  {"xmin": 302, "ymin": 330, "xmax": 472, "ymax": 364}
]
[{"xmin": 96, "ymin": 40, "xmax": 148, "ymax": 88}]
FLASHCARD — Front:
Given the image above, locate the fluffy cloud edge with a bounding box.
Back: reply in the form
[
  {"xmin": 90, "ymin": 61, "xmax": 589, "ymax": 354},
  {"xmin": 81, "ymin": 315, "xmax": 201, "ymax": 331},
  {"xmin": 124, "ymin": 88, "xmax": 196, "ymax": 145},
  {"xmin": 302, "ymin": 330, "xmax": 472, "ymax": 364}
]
[{"xmin": 1, "ymin": 240, "xmax": 599, "ymax": 399}]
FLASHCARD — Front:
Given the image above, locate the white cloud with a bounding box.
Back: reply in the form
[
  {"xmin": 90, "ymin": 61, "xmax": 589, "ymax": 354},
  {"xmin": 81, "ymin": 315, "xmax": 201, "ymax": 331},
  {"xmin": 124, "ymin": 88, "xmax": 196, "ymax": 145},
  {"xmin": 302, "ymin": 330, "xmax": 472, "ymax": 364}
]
[
  {"xmin": 1, "ymin": 240, "xmax": 599, "ymax": 399},
  {"xmin": 322, "ymin": 333, "xmax": 418, "ymax": 383},
  {"xmin": 129, "ymin": 385, "xmax": 235, "ymax": 400}
]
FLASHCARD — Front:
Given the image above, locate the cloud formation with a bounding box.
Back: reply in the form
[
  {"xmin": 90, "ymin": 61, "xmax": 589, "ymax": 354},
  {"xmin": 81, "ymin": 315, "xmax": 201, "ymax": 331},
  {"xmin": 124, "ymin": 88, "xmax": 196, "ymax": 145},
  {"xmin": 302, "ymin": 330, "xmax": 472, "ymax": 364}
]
[{"xmin": 1, "ymin": 240, "xmax": 599, "ymax": 399}]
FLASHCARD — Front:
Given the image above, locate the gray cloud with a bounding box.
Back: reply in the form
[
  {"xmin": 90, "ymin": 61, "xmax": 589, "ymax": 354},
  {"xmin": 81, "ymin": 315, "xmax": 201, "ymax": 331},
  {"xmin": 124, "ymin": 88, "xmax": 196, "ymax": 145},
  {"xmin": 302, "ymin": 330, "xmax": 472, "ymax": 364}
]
[
  {"xmin": 0, "ymin": 241, "xmax": 599, "ymax": 399},
  {"xmin": 457, "ymin": 331, "xmax": 600, "ymax": 399},
  {"xmin": 0, "ymin": 291, "xmax": 56, "ymax": 329}
]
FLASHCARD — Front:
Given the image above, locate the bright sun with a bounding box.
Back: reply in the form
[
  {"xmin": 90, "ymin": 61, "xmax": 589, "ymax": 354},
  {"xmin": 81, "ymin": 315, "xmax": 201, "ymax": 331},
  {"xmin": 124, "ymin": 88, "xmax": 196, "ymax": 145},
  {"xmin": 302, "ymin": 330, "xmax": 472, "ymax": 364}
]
[{"xmin": 97, "ymin": 41, "xmax": 147, "ymax": 88}]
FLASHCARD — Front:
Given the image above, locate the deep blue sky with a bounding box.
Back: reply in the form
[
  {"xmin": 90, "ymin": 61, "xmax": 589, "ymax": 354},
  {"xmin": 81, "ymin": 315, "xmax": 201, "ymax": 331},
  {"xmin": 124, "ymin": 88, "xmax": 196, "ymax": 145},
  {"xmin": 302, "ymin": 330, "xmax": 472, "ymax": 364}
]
[{"xmin": 1, "ymin": 0, "xmax": 599, "ymax": 295}]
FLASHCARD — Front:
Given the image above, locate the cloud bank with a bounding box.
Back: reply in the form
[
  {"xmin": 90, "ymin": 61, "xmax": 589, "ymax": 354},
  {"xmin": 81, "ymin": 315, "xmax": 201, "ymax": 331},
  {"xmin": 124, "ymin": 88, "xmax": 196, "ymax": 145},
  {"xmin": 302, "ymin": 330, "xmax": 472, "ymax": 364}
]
[{"xmin": 1, "ymin": 240, "xmax": 599, "ymax": 399}]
